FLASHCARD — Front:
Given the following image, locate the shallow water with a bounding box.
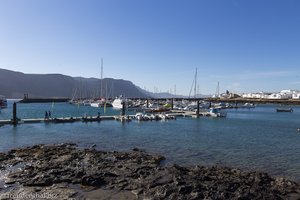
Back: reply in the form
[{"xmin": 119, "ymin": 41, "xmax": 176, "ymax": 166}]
[{"xmin": 0, "ymin": 101, "xmax": 300, "ymax": 182}]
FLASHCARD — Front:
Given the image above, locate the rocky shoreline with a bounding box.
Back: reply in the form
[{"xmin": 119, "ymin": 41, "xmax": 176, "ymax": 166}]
[{"xmin": 0, "ymin": 144, "xmax": 300, "ymax": 199}]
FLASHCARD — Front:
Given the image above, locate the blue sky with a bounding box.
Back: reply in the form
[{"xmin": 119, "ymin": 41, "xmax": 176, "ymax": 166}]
[{"xmin": 1, "ymin": 0, "xmax": 300, "ymax": 95}]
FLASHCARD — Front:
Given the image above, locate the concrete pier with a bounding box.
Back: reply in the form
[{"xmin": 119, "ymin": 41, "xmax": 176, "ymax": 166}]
[
  {"xmin": 0, "ymin": 99, "xmax": 218, "ymax": 127},
  {"xmin": 0, "ymin": 110, "xmax": 212, "ymax": 126},
  {"xmin": 0, "ymin": 116, "xmax": 116, "ymax": 126}
]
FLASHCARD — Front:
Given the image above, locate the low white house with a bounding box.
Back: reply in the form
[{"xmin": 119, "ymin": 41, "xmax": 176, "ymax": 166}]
[
  {"xmin": 242, "ymin": 90, "xmax": 300, "ymax": 100},
  {"xmin": 241, "ymin": 93, "xmax": 253, "ymax": 98},
  {"xmin": 267, "ymin": 93, "xmax": 283, "ymax": 99},
  {"xmin": 241, "ymin": 92, "xmax": 270, "ymax": 99},
  {"xmin": 271, "ymin": 94, "xmax": 290, "ymax": 99},
  {"xmin": 267, "ymin": 90, "xmax": 293, "ymax": 99},
  {"xmin": 292, "ymin": 91, "xmax": 300, "ymax": 99}
]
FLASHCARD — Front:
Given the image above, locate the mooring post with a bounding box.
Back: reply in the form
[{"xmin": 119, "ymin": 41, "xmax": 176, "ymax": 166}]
[
  {"xmin": 121, "ymin": 102, "xmax": 125, "ymax": 116},
  {"xmin": 13, "ymin": 102, "xmax": 17, "ymax": 125},
  {"xmin": 196, "ymin": 100, "xmax": 200, "ymax": 117},
  {"xmin": 146, "ymin": 99, "xmax": 149, "ymax": 108},
  {"xmin": 235, "ymin": 101, "xmax": 238, "ymax": 109},
  {"xmin": 171, "ymin": 98, "xmax": 174, "ymax": 110},
  {"xmin": 209, "ymin": 101, "xmax": 212, "ymax": 108}
]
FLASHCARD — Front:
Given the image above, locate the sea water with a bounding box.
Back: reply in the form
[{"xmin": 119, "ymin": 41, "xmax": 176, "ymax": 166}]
[{"xmin": 0, "ymin": 101, "xmax": 300, "ymax": 182}]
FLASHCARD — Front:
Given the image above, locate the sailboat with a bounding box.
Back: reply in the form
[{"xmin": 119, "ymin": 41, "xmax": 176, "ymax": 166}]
[
  {"xmin": 91, "ymin": 58, "xmax": 105, "ymax": 108},
  {"xmin": 188, "ymin": 68, "xmax": 198, "ymax": 99},
  {"xmin": 112, "ymin": 95, "xmax": 126, "ymax": 109},
  {"xmin": 212, "ymin": 82, "xmax": 220, "ymax": 98},
  {"xmin": 90, "ymin": 59, "xmax": 113, "ymax": 108},
  {"xmin": 90, "ymin": 99, "xmax": 105, "ymax": 107}
]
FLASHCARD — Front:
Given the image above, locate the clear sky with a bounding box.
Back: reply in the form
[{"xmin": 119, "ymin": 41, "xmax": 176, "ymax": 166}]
[{"xmin": 1, "ymin": 0, "xmax": 300, "ymax": 95}]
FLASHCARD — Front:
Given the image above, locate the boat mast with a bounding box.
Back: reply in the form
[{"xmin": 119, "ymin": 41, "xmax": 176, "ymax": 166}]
[
  {"xmin": 174, "ymin": 84, "xmax": 176, "ymax": 97},
  {"xmin": 217, "ymin": 81, "xmax": 219, "ymax": 97},
  {"xmin": 194, "ymin": 68, "xmax": 197, "ymax": 98},
  {"xmin": 100, "ymin": 58, "xmax": 103, "ymax": 99},
  {"xmin": 188, "ymin": 68, "xmax": 198, "ymax": 98},
  {"xmin": 215, "ymin": 81, "xmax": 220, "ymax": 98}
]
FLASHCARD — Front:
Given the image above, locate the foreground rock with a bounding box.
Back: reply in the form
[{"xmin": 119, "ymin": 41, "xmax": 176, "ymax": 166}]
[{"xmin": 0, "ymin": 144, "xmax": 299, "ymax": 199}]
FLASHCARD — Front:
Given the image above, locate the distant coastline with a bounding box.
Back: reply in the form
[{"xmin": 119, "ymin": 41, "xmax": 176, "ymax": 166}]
[
  {"xmin": 13, "ymin": 96, "xmax": 300, "ymax": 105},
  {"xmin": 207, "ymin": 97, "xmax": 300, "ymax": 105}
]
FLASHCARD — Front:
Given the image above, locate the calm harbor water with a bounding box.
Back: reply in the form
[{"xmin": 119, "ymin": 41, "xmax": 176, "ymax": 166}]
[{"xmin": 1, "ymin": 100, "xmax": 300, "ymax": 182}]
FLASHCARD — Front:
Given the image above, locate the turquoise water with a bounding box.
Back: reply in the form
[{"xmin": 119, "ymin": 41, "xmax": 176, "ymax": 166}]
[
  {"xmin": 1, "ymin": 101, "xmax": 300, "ymax": 182},
  {"xmin": 0, "ymin": 101, "xmax": 122, "ymax": 120}
]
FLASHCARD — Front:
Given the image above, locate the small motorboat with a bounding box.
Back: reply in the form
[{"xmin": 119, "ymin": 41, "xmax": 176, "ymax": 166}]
[
  {"xmin": 53, "ymin": 117, "xmax": 76, "ymax": 123},
  {"xmin": 276, "ymin": 108, "xmax": 293, "ymax": 112},
  {"xmin": 242, "ymin": 103, "xmax": 255, "ymax": 108},
  {"xmin": 207, "ymin": 108, "xmax": 227, "ymax": 118},
  {"xmin": 115, "ymin": 115, "xmax": 131, "ymax": 122},
  {"xmin": 82, "ymin": 117, "xmax": 101, "ymax": 122}
]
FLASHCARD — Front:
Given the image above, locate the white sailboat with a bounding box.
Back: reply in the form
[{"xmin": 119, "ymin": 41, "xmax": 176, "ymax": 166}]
[
  {"xmin": 112, "ymin": 95, "xmax": 126, "ymax": 109},
  {"xmin": 189, "ymin": 68, "xmax": 198, "ymax": 98},
  {"xmin": 90, "ymin": 99, "xmax": 105, "ymax": 107},
  {"xmin": 91, "ymin": 58, "xmax": 105, "ymax": 108}
]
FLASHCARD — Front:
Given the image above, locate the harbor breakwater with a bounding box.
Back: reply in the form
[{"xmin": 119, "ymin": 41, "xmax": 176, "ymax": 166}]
[
  {"xmin": 1, "ymin": 144, "xmax": 300, "ymax": 199},
  {"xmin": 19, "ymin": 98, "xmax": 69, "ymax": 103}
]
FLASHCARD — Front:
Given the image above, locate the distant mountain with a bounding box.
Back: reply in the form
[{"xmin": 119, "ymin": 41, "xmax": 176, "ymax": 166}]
[
  {"xmin": 0, "ymin": 68, "xmax": 150, "ymax": 99},
  {"xmin": 149, "ymin": 93, "xmax": 211, "ymax": 99},
  {"xmin": 139, "ymin": 88, "xmax": 210, "ymax": 99},
  {"xmin": 145, "ymin": 92, "xmax": 186, "ymax": 99}
]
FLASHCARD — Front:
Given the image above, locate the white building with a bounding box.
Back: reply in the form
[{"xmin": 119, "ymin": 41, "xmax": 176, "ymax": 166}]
[
  {"xmin": 280, "ymin": 90, "xmax": 293, "ymax": 99},
  {"xmin": 241, "ymin": 92, "xmax": 270, "ymax": 99},
  {"xmin": 292, "ymin": 90, "xmax": 300, "ymax": 99},
  {"xmin": 267, "ymin": 90, "xmax": 293, "ymax": 99},
  {"xmin": 240, "ymin": 90, "xmax": 300, "ymax": 100},
  {"xmin": 267, "ymin": 93, "xmax": 284, "ymax": 99},
  {"xmin": 292, "ymin": 93, "xmax": 300, "ymax": 99}
]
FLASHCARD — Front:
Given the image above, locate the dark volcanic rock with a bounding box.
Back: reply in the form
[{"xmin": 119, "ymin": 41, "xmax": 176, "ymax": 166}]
[
  {"xmin": 81, "ymin": 174, "xmax": 106, "ymax": 187},
  {"xmin": 0, "ymin": 144, "xmax": 300, "ymax": 199},
  {"xmin": 0, "ymin": 152, "xmax": 7, "ymax": 162}
]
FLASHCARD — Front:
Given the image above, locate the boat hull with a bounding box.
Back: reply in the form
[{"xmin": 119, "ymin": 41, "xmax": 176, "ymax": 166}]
[
  {"xmin": 276, "ymin": 108, "xmax": 293, "ymax": 112},
  {"xmin": 112, "ymin": 96, "xmax": 126, "ymax": 109}
]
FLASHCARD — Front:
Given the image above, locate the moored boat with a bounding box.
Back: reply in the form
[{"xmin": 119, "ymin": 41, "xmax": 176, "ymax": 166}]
[
  {"xmin": 144, "ymin": 107, "xmax": 170, "ymax": 113},
  {"xmin": 112, "ymin": 95, "xmax": 126, "ymax": 109},
  {"xmin": 90, "ymin": 100, "xmax": 104, "ymax": 108},
  {"xmin": 242, "ymin": 103, "xmax": 255, "ymax": 108},
  {"xmin": 82, "ymin": 117, "xmax": 101, "ymax": 122},
  {"xmin": 276, "ymin": 108, "xmax": 293, "ymax": 112},
  {"xmin": 207, "ymin": 108, "xmax": 227, "ymax": 118},
  {"xmin": 53, "ymin": 117, "xmax": 76, "ymax": 123},
  {"xmin": 91, "ymin": 99, "xmax": 113, "ymax": 108},
  {"xmin": 115, "ymin": 115, "xmax": 131, "ymax": 122}
]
